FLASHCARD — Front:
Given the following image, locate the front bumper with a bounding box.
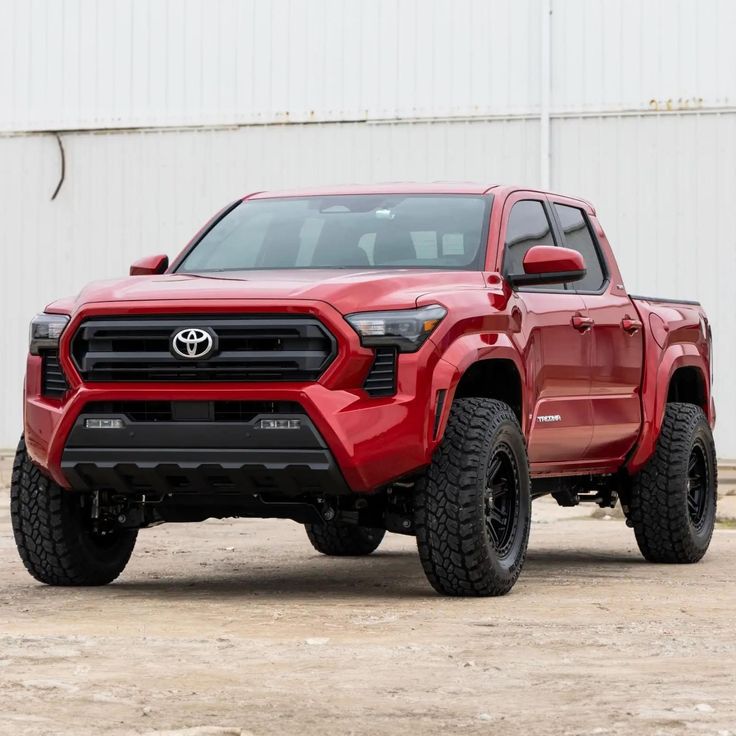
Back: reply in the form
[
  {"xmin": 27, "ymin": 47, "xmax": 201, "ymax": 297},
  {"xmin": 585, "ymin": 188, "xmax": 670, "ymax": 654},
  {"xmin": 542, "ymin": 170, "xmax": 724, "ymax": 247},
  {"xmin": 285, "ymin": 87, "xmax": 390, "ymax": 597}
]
[
  {"xmin": 24, "ymin": 300, "xmax": 455, "ymax": 494},
  {"xmin": 61, "ymin": 410, "xmax": 350, "ymax": 496}
]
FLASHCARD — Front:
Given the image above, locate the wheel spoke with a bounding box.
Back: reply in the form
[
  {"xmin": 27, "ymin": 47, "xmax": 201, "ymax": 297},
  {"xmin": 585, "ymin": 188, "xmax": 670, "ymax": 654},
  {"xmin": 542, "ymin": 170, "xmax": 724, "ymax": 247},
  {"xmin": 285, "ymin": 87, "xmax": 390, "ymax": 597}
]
[
  {"xmin": 685, "ymin": 444, "xmax": 709, "ymax": 526},
  {"xmin": 488, "ymin": 456, "xmax": 503, "ymax": 483},
  {"xmin": 489, "ymin": 507, "xmax": 507, "ymax": 525},
  {"xmin": 482, "ymin": 446, "xmax": 520, "ymax": 554},
  {"xmin": 487, "ymin": 521, "xmax": 499, "ymax": 546}
]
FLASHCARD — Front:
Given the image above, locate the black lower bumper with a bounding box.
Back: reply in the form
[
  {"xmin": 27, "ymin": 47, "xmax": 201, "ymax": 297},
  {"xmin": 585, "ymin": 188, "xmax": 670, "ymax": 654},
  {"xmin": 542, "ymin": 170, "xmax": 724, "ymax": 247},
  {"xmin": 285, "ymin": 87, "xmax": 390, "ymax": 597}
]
[{"xmin": 61, "ymin": 409, "xmax": 350, "ymax": 496}]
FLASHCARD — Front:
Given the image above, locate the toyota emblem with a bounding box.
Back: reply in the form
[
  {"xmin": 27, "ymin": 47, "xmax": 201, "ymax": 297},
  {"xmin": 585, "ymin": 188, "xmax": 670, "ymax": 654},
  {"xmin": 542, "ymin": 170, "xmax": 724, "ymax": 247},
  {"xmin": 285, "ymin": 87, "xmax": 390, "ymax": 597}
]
[{"xmin": 170, "ymin": 328, "xmax": 216, "ymax": 359}]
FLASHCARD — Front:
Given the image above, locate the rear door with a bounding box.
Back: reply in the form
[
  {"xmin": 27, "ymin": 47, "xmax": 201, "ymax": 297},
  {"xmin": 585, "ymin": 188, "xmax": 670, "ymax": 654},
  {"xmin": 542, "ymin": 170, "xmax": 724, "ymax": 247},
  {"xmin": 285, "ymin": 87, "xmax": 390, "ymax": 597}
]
[
  {"xmin": 548, "ymin": 199, "xmax": 644, "ymax": 461},
  {"xmin": 499, "ymin": 193, "xmax": 593, "ymax": 465}
]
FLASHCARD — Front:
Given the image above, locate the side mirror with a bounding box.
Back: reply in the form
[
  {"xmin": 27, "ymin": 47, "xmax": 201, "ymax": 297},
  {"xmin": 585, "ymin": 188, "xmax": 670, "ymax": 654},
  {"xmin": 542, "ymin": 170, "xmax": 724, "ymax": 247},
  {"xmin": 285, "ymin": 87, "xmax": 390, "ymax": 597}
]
[
  {"xmin": 130, "ymin": 254, "xmax": 169, "ymax": 276},
  {"xmin": 507, "ymin": 245, "xmax": 586, "ymax": 287}
]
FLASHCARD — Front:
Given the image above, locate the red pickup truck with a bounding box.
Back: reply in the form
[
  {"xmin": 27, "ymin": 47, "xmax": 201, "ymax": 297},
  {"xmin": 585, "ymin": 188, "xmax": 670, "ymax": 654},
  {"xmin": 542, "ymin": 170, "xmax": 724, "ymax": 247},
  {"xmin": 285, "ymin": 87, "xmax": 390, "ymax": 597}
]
[{"xmin": 12, "ymin": 183, "xmax": 716, "ymax": 596}]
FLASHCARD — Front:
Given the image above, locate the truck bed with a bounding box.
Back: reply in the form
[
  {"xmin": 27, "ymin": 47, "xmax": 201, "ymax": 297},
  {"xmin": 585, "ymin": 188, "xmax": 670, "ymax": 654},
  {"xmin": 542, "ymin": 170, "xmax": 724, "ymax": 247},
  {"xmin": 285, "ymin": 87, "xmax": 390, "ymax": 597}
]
[{"xmin": 629, "ymin": 294, "xmax": 701, "ymax": 307}]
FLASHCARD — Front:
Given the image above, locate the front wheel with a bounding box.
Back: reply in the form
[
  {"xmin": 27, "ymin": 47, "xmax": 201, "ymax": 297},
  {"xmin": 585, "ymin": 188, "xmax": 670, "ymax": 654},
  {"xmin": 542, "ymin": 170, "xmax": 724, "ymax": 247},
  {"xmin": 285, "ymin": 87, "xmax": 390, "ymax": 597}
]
[
  {"xmin": 10, "ymin": 437, "xmax": 137, "ymax": 586},
  {"xmin": 415, "ymin": 398, "xmax": 531, "ymax": 597},
  {"xmin": 628, "ymin": 403, "xmax": 717, "ymax": 563}
]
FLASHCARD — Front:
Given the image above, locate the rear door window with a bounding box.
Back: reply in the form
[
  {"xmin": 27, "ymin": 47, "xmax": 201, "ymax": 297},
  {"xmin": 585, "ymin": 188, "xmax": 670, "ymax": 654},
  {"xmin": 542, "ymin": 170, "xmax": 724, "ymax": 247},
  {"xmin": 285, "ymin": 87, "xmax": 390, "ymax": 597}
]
[{"xmin": 553, "ymin": 204, "xmax": 606, "ymax": 292}]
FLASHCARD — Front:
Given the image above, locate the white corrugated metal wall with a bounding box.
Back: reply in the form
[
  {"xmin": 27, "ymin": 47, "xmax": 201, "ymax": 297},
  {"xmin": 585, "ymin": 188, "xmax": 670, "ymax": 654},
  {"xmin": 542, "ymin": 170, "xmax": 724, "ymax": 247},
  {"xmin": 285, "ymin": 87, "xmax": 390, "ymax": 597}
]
[{"xmin": 1, "ymin": 0, "xmax": 735, "ymax": 456}]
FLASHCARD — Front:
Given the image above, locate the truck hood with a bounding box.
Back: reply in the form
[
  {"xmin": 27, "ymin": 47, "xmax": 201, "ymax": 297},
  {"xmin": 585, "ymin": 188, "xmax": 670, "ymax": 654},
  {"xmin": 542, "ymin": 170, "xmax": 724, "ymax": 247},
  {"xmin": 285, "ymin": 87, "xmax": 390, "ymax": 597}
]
[{"xmin": 52, "ymin": 269, "xmax": 486, "ymax": 315}]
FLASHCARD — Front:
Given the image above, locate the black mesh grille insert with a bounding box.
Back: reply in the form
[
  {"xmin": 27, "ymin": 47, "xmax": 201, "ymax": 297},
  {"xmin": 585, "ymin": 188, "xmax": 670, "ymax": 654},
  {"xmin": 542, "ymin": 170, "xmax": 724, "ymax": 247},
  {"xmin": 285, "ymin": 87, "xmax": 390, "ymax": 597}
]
[
  {"xmin": 42, "ymin": 351, "xmax": 70, "ymax": 398},
  {"xmin": 82, "ymin": 400, "xmax": 303, "ymax": 423},
  {"xmin": 363, "ymin": 347, "xmax": 397, "ymax": 396},
  {"xmin": 72, "ymin": 315, "xmax": 336, "ymax": 382}
]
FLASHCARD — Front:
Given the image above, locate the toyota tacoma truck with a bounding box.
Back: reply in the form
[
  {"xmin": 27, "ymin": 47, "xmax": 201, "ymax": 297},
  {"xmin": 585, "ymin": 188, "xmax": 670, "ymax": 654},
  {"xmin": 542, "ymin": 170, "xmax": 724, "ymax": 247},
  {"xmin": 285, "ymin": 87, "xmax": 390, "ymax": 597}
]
[{"xmin": 12, "ymin": 183, "xmax": 717, "ymax": 596}]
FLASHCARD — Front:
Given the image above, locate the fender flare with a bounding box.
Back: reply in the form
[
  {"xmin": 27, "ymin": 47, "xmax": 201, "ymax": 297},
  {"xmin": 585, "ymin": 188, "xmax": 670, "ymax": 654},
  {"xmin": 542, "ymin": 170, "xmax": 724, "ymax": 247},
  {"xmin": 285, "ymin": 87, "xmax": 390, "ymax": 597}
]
[
  {"xmin": 429, "ymin": 334, "xmax": 527, "ymax": 443},
  {"xmin": 626, "ymin": 346, "xmax": 711, "ymax": 473}
]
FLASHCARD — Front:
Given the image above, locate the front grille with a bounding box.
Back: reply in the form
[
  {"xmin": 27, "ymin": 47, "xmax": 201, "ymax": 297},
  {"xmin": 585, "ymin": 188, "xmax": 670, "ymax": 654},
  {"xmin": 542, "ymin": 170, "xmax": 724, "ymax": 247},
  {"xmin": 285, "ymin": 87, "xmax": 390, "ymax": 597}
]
[
  {"xmin": 82, "ymin": 400, "xmax": 302, "ymax": 423},
  {"xmin": 363, "ymin": 347, "xmax": 398, "ymax": 396},
  {"xmin": 42, "ymin": 351, "xmax": 70, "ymax": 398},
  {"xmin": 72, "ymin": 316, "xmax": 336, "ymax": 382}
]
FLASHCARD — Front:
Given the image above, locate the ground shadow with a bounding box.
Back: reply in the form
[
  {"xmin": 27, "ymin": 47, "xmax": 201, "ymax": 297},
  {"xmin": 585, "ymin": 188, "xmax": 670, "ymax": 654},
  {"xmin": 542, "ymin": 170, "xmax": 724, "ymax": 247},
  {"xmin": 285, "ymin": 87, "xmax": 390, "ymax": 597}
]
[
  {"xmin": 112, "ymin": 549, "xmax": 434, "ymax": 600},
  {"xmin": 95, "ymin": 545, "xmax": 649, "ymax": 601},
  {"xmin": 525, "ymin": 548, "xmax": 646, "ymax": 567}
]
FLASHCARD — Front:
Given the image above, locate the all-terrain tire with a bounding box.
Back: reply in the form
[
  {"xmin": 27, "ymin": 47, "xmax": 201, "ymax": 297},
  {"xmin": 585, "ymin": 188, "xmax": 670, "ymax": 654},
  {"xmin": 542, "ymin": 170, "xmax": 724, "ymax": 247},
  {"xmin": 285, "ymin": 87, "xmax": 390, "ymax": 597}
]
[
  {"xmin": 415, "ymin": 398, "xmax": 531, "ymax": 597},
  {"xmin": 10, "ymin": 437, "xmax": 137, "ymax": 585},
  {"xmin": 628, "ymin": 403, "xmax": 717, "ymax": 563},
  {"xmin": 305, "ymin": 520, "xmax": 385, "ymax": 556}
]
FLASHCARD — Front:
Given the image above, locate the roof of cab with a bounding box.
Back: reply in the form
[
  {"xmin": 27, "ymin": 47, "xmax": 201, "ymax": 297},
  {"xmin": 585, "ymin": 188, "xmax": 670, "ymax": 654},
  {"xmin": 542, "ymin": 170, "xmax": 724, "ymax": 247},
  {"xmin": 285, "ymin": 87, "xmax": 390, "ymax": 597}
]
[
  {"xmin": 242, "ymin": 182, "xmax": 595, "ymax": 214},
  {"xmin": 246, "ymin": 182, "xmax": 498, "ymax": 199}
]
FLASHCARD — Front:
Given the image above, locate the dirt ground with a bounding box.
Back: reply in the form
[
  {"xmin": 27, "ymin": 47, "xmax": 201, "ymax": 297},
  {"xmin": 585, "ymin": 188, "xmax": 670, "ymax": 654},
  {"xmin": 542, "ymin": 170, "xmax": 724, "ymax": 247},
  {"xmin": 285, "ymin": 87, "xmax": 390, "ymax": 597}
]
[{"xmin": 0, "ymin": 453, "xmax": 735, "ymax": 736}]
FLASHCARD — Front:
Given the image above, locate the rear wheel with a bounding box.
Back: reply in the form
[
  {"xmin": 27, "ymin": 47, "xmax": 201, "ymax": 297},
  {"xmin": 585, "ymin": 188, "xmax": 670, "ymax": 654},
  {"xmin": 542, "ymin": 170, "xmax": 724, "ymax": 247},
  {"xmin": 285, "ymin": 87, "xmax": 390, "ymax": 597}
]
[
  {"xmin": 628, "ymin": 403, "xmax": 717, "ymax": 563},
  {"xmin": 305, "ymin": 520, "xmax": 385, "ymax": 556},
  {"xmin": 414, "ymin": 398, "xmax": 531, "ymax": 596},
  {"xmin": 10, "ymin": 437, "xmax": 137, "ymax": 585}
]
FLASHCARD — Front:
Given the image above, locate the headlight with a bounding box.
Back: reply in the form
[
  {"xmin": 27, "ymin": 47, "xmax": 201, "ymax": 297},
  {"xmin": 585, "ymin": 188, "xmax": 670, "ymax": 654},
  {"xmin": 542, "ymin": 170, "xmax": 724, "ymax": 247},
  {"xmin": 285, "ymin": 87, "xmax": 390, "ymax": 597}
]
[
  {"xmin": 29, "ymin": 313, "xmax": 70, "ymax": 355},
  {"xmin": 345, "ymin": 305, "xmax": 446, "ymax": 352}
]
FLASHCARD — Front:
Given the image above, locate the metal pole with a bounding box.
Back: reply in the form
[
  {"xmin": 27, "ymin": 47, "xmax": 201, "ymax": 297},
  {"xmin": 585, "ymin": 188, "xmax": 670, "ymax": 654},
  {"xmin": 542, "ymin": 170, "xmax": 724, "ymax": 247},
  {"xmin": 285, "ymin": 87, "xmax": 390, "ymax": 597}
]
[{"xmin": 540, "ymin": 0, "xmax": 552, "ymax": 189}]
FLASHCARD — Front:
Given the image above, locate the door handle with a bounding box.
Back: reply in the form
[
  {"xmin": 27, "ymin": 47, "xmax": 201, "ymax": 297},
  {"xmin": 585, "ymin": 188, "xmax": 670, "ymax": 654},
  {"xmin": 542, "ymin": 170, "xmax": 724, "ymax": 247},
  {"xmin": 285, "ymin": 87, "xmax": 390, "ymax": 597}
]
[
  {"xmin": 571, "ymin": 315, "xmax": 594, "ymax": 332},
  {"xmin": 621, "ymin": 317, "xmax": 643, "ymax": 334}
]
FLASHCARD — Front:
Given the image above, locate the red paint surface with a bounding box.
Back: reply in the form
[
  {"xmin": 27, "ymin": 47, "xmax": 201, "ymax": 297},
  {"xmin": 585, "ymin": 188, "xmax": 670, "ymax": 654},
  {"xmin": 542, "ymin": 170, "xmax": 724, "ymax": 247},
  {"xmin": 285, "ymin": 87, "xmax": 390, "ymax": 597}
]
[
  {"xmin": 27, "ymin": 184, "xmax": 713, "ymax": 490},
  {"xmin": 522, "ymin": 245, "xmax": 585, "ymax": 275}
]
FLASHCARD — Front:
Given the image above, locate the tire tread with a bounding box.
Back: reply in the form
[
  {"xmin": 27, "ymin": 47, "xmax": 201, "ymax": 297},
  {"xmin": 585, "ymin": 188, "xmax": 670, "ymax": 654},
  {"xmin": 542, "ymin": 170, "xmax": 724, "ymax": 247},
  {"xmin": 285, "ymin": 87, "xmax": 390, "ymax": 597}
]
[
  {"xmin": 415, "ymin": 398, "xmax": 531, "ymax": 596},
  {"xmin": 10, "ymin": 437, "xmax": 136, "ymax": 585},
  {"xmin": 629, "ymin": 403, "xmax": 717, "ymax": 563}
]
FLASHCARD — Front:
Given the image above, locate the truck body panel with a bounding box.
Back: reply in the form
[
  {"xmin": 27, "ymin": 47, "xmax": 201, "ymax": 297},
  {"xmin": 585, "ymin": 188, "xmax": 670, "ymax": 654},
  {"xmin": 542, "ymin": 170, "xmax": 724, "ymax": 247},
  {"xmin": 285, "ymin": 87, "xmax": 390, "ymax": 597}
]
[{"xmin": 24, "ymin": 184, "xmax": 713, "ymax": 497}]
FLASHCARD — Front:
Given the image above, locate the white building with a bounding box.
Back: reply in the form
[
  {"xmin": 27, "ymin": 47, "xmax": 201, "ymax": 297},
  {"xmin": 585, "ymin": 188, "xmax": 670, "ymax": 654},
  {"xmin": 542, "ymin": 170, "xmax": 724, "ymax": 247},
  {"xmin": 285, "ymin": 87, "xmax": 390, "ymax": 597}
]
[{"xmin": 1, "ymin": 0, "xmax": 735, "ymax": 455}]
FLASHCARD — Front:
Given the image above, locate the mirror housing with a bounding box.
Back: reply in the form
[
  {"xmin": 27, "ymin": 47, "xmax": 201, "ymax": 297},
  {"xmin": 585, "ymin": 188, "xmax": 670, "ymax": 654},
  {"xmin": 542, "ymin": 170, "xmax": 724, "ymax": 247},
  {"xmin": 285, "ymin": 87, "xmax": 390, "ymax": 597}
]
[
  {"xmin": 507, "ymin": 245, "xmax": 586, "ymax": 287},
  {"xmin": 130, "ymin": 254, "xmax": 169, "ymax": 276}
]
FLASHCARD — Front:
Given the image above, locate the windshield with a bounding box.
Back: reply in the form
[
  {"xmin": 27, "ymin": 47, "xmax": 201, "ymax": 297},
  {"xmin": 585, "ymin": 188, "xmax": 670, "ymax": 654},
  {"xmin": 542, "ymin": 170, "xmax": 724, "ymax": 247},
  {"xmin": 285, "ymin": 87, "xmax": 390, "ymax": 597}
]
[{"xmin": 176, "ymin": 194, "xmax": 490, "ymax": 272}]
